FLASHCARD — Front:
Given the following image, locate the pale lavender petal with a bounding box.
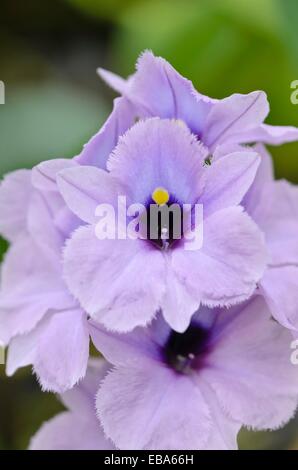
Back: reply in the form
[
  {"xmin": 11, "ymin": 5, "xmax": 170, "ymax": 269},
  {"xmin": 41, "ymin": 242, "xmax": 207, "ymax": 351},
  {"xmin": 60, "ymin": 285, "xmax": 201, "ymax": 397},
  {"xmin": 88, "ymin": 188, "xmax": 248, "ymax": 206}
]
[
  {"xmin": 32, "ymin": 159, "xmax": 78, "ymax": 192},
  {"xmin": 161, "ymin": 268, "xmax": 199, "ymax": 333},
  {"xmin": 0, "ymin": 169, "xmax": 32, "ymax": 241},
  {"xmin": 204, "ymin": 296, "xmax": 298, "ymax": 429},
  {"xmin": 108, "ymin": 118, "xmax": 207, "ymax": 205},
  {"xmin": 29, "ymin": 359, "xmax": 114, "ymax": 450},
  {"xmin": 6, "ymin": 308, "xmax": 89, "ymax": 394},
  {"xmin": 250, "ymin": 143, "xmax": 274, "ymax": 182},
  {"xmin": 203, "ymin": 91, "xmax": 269, "ymax": 150},
  {"xmin": 251, "ymin": 180, "xmax": 298, "ymax": 265},
  {"xmin": 0, "ymin": 283, "xmax": 70, "ymax": 345},
  {"xmin": 6, "ymin": 318, "xmax": 46, "ymax": 376},
  {"xmin": 76, "ymin": 97, "xmax": 135, "ymax": 168},
  {"xmin": 260, "ymin": 266, "xmax": 298, "ymax": 330},
  {"xmin": 30, "ymin": 359, "xmax": 114, "ymax": 450},
  {"xmin": 53, "ymin": 205, "xmax": 82, "ymax": 239},
  {"xmin": 242, "ymin": 144, "xmax": 274, "ymax": 214},
  {"xmin": 173, "ymin": 207, "xmax": 267, "ymax": 307},
  {"xmin": 100, "ymin": 51, "xmax": 214, "ymax": 135},
  {"xmin": 131, "ymin": 51, "xmax": 214, "ymax": 133},
  {"xmin": 212, "ymin": 142, "xmax": 246, "ymax": 160},
  {"xmin": 57, "ymin": 166, "xmax": 121, "ymax": 224},
  {"xmin": 201, "ymin": 151, "xmax": 260, "ymax": 217},
  {"xmin": 89, "ymin": 320, "xmax": 161, "ymax": 367},
  {"xmin": 0, "ymin": 235, "xmax": 45, "ymax": 290},
  {"xmin": 64, "ymin": 225, "xmax": 166, "ymax": 331},
  {"xmin": 97, "ymin": 67, "xmax": 131, "ymax": 97},
  {"xmin": 34, "ymin": 308, "xmax": 89, "ymax": 392},
  {"xmin": 232, "ymin": 123, "xmax": 298, "ymax": 145},
  {"xmin": 61, "ymin": 358, "xmax": 111, "ymax": 415},
  {"xmin": 27, "ymin": 191, "xmax": 64, "ymax": 266},
  {"xmin": 32, "ymin": 159, "xmax": 82, "ymax": 237},
  {"xmin": 199, "ymin": 384, "xmax": 240, "ymax": 450},
  {"xmin": 29, "ymin": 411, "xmax": 113, "ymax": 450},
  {"xmin": 0, "ymin": 237, "xmax": 73, "ymax": 344},
  {"xmin": 97, "ymin": 365, "xmax": 212, "ymax": 450}
]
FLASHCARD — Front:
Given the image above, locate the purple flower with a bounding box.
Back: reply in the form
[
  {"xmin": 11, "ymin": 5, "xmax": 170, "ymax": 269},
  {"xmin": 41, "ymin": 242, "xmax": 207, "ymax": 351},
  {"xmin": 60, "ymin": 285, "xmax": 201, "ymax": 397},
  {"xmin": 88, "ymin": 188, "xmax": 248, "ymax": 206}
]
[
  {"xmin": 90, "ymin": 297, "xmax": 298, "ymax": 450},
  {"xmin": 97, "ymin": 51, "xmax": 298, "ymax": 154},
  {"xmin": 59, "ymin": 118, "xmax": 267, "ymax": 332},
  {"xmin": 0, "ymin": 161, "xmax": 91, "ymax": 392},
  {"xmin": 29, "ymin": 359, "xmax": 114, "ymax": 450}
]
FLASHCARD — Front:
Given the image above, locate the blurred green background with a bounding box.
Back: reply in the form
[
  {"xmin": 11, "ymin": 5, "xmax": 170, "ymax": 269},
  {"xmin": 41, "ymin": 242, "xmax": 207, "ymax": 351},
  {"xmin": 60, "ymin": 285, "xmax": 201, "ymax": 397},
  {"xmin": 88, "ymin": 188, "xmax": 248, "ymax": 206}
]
[{"xmin": 1, "ymin": 0, "xmax": 298, "ymax": 450}]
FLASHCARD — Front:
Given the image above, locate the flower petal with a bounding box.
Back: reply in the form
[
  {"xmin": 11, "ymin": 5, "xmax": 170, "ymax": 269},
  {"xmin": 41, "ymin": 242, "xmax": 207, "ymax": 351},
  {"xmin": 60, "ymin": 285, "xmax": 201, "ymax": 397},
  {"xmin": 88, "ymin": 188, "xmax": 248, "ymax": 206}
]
[
  {"xmin": 0, "ymin": 237, "xmax": 73, "ymax": 344},
  {"xmin": 6, "ymin": 307, "xmax": 89, "ymax": 394},
  {"xmin": 204, "ymin": 296, "xmax": 298, "ymax": 429},
  {"xmin": 173, "ymin": 206, "xmax": 267, "ymax": 307},
  {"xmin": 260, "ymin": 266, "xmax": 298, "ymax": 331},
  {"xmin": 97, "ymin": 67, "xmax": 130, "ymax": 95},
  {"xmin": 27, "ymin": 190, "xmax": 64, "ymax": 266},
  {"xmin": 57, "ymin": 166, "xmax": 120, "ymax": 224},
  {"xmin": 201, "ymin": 151, "xmax": 260, "ymax": 217},
  {"xmin": 108, "ymin": 118, "xmax": 207, "ymax": 205},
  {"xmin": 97, "ymin": 365, "xmax": 212, "ymax": 450},
  {"xmin": 61, "ymin": 358, "xmax": 111, "ymax": 414},
  {"xmin": 89, "ymin": 319, "xmax": 162, "ymax": 367},
  {"xmin": 199, "ymin": 384, "xmax": 240, "ymax": 450},
  {"xmin": 233, "ymin": 123, "xmax": 298, "ymax": 146},
  {"xmin": 242, "ymin": 144, "xmax": 274, "ymax": 214},
  {"xmin": 0, "ymin": 169, "xmax": 32, "ymax": 242},
  {"xmin": 76, "ymin": 97, "xmax": 135, "ymax": 168},
  {"xmin": 30, "ymin": 358, "xmax": 114, "ymax": 450},
  {"xmin": 251, "ymin": 180, "xmax": 298, "ymax": 265},
  {"xmin": 33, "ymin": 308, "xmax": 90, "ymax": 392},
  {"xmin": 64, "ymin": 225, "xmax": 166, "ymax": 331},
  {"xmin": 6, "ymin": 318, "xmax": 45, "ymax": 376},
  {"xmin": 203, "ymin": 91, "xmax": 269, "ymax": 150},
  {"xmin": 161, "ymin": 267, "xmax": 199, "ymax": 333},
  {"xmin": 32, "ymin": 159, "xmax": 78, "ymax": 192},
  {"xmin": 100, "ymin": 51, "xmax": 214, "ymax": 136},
  {"xmin": 29, "ymin": 411, "xmax": 113, "ymax": 450}
]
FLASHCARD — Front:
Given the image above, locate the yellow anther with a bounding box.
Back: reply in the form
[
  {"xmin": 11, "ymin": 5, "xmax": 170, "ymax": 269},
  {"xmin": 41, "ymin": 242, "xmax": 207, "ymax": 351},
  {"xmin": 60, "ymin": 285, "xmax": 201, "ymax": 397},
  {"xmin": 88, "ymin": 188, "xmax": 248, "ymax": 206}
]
[{"xmin": 152, "ymin": 187, "xmax": 170, "ymax": 206}]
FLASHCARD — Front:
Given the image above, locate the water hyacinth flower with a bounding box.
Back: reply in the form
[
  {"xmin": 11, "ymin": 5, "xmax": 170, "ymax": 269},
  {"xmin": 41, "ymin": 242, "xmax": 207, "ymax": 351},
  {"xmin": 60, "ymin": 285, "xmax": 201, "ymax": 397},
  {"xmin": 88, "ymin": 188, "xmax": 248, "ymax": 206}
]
[
  {"xmin": 29, "ymin": 359, "xmax": 114, "ymax": 450},
  {"xmin": 59, "ymin": 118, "xmax": 267, "ymax": 332},
  {"xmin": 91, "ymin": 296, "xmax": 298, "ymax": 450},
  {"xmin": 0, "ymin": 163, "xmax": 91, "ymax": 392},
  {"xmin": 57, "ymin": 51, "xmax": 298, "ymax": 334}
]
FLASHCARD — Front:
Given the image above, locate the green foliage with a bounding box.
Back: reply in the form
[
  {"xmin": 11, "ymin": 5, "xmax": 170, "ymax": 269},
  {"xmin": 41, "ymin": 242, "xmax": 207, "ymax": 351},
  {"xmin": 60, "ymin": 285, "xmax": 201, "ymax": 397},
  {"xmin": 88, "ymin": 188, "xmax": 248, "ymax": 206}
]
[
  {"xmin": 0, "ymin": 82, "xmax": 108, "ymax": 176},
  {"xmin": 278, "ymin": 0, "xmax": 298, "ymax": 60},
  {"xmin": 65, "ymin": 0, "xmax": 138, "ymax": 20},
  {"xmin": 0, "ymin": 237, "xmax": 8, "ymax": 261}
]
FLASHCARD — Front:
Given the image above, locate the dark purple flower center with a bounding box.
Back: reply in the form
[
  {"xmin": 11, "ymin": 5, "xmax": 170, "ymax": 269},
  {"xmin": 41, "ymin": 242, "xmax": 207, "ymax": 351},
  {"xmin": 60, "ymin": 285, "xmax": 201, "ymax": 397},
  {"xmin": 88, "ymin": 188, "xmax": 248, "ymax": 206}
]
[
  {"xmin": 142, "ymin": 195, "xmax": 184, "ymax": 250},
  {"xmin": 164, "ymin": 323, "xmax": 210, "ymax": 374}
]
